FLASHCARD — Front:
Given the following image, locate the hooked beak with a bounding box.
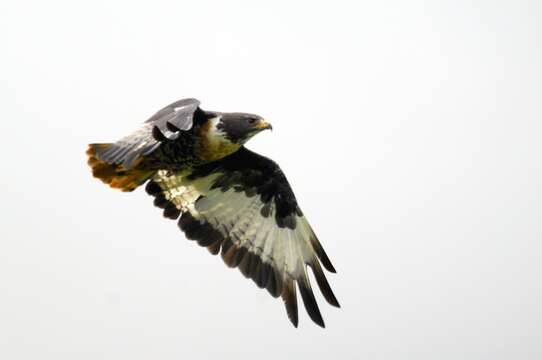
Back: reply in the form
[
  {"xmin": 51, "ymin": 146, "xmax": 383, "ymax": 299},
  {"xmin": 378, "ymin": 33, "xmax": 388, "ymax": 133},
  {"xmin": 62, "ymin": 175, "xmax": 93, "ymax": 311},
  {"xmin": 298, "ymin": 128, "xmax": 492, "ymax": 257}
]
[{"xmin": 255, "ymin": 119, "xmax": 273, "ymax": 131}]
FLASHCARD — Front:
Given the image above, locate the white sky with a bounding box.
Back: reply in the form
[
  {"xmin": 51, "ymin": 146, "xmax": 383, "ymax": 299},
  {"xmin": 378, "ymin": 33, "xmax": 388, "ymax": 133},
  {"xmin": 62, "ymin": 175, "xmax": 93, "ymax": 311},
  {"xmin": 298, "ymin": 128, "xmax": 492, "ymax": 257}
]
[{"xmin": 1, "ymin": 1, "xmax": 541, "ymax": 359}]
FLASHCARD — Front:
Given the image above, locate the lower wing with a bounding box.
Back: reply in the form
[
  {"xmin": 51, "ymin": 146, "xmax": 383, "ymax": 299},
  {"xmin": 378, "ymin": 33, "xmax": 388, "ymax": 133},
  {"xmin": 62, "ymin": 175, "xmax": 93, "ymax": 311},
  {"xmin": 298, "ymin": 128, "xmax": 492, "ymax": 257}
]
[{"xmin": 146, "ymin": 147, "xmax": 339, "ymax": 327}]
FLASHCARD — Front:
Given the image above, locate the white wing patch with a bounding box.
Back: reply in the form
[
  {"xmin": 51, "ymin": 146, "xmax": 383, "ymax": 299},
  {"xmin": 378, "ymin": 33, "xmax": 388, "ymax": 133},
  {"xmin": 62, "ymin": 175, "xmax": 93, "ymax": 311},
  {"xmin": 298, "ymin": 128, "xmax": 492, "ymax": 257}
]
[{"xmin": 152, "ymin": 170, "xmax": 218, "ymax": 213}]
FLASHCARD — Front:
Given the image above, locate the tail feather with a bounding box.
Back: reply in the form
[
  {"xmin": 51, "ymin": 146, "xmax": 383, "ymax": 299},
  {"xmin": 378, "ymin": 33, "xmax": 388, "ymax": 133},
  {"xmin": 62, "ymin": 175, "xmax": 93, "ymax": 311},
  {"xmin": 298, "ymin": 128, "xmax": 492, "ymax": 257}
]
[{"xmin": 87, "ymin": 144, "xmax": 155, "ymax": 192}]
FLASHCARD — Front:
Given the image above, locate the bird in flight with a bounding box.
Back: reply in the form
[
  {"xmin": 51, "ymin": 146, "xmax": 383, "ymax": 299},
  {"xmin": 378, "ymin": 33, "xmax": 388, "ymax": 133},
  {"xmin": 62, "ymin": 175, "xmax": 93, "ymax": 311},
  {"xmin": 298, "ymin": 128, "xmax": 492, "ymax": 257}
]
[{"xmin": 87, "ymin": 98, "xmax": 339, "ymax": 327}]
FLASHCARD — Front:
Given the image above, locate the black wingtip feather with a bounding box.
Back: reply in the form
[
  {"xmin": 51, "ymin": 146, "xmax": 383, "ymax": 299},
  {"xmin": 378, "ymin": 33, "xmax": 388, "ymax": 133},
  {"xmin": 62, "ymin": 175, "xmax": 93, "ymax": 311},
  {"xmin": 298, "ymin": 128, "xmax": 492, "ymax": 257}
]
[
  {"xmin": 249, "ymin": 253, "xmax": 261, "ymax": 283},
  {"xmin": 252, "ymin": 261, "xmax": 265, "ymax": 288},
  {"xmin": 311, "ymin": 262, "xmax": 340, "ymax": 308},
  {"xmin": 153, "ymin": 194, "xmax": 169, "ymax": 208},
  {"xmin": 310, "ymin": 236, "xmax": 336, "ymax": 273},
  {"xmin": 257, "ymin": 262, "xmax": 270, "ymax": 289},
  {"xmin": 163, "ymin": 203, "xmax": 181, "ymax": 219},
  {"xmin": 178, "ymin": 212, "xmax": 199, "ymax": 234},
  {"xmin": 238, "ymin": 251, "xmax": 252, "ymax": 278},
  {"xmin": 265, "ymin": 267, "xmax": 278, "ymax": 297},
  {"xmin": 282, "ymin": 279, "xmax": 299, "ymax": 328},
  {"xmin": 207, "ymin": 241, "xmax": 221, "ymax": 255},
  {"xmin": 145, "ymin": 180, "xmax": 162, "ymax": 195},
  {"xmin": 298, "ymin": 277, "xmax": 325, "ymax": 328},
  {"xmin": 233, "ymin": 247, "xmax": 247, "ymax": 268}
]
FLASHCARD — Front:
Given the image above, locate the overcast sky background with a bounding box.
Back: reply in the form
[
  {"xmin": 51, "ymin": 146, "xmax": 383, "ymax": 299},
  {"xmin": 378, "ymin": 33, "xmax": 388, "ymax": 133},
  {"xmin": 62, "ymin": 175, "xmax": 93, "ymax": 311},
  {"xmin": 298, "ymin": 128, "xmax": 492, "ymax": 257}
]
[{"xmin": 1, "ymin": 1, "xmax": 541, "ymax": 359}]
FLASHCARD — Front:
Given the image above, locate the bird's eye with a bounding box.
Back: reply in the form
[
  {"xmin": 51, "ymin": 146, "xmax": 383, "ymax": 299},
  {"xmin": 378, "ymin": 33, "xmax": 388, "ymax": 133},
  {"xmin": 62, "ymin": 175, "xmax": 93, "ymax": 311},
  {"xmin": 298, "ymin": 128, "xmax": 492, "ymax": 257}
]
[{"xmin": 248, "ymin": 118, "xmax": 257, "ymax": 124}]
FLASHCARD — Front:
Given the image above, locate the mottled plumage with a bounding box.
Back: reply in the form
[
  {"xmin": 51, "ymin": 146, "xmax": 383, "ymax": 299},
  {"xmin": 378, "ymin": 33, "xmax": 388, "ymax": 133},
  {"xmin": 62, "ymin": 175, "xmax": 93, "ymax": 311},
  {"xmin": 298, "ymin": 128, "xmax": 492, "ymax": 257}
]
[{"xmin": 87, "ymin": 98, "xmax": 339, "ymax": 327}]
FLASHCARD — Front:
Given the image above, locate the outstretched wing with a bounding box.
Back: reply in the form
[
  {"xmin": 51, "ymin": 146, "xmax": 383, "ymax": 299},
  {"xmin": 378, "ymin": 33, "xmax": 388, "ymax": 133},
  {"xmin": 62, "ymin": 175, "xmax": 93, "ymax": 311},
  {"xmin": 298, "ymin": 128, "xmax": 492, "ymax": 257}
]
[
  {"xmin": 145, "ymin": 147, "xmax": 339, "ymax": 327},
  {"xmin": 93, "ymin": 98, "xmax": 201, "ymax": 169}
]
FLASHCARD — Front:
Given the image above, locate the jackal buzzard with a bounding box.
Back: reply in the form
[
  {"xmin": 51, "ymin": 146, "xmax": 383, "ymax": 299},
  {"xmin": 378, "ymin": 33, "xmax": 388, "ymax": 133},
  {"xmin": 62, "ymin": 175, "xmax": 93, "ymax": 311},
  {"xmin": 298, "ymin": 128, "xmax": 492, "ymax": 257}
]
[{"xmin": 87, "ymin": 98, "xmax": 339, "ymax": 327}]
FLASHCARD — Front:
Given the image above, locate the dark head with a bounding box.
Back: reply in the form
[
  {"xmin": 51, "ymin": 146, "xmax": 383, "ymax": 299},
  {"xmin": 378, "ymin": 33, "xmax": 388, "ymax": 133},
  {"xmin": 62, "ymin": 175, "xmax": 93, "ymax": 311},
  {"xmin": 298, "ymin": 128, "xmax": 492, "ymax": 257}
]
[{"xmin": 215, "ymin": 112, "xmax": 272, "ymax": 144}]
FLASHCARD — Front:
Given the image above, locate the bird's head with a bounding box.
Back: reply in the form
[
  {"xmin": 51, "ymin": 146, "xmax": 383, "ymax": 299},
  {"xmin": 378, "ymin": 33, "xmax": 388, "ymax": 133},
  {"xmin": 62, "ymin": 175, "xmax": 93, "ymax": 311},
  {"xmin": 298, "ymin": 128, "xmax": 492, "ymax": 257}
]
[
  {"xmin": 196, "ymin": 111, "xmax": 272, "ymax": 162},
  {"xmin": 216, "ymin": 112, "xmax": 272, "ymax": 144}
]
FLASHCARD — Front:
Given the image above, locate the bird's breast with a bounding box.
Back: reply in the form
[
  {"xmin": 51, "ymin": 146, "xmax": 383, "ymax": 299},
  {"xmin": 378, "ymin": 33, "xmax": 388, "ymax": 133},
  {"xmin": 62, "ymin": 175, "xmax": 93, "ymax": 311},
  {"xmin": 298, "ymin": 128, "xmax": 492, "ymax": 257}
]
[{"xmin": 195, "ymin": 118, "xmax": 241, "ymax": 162}]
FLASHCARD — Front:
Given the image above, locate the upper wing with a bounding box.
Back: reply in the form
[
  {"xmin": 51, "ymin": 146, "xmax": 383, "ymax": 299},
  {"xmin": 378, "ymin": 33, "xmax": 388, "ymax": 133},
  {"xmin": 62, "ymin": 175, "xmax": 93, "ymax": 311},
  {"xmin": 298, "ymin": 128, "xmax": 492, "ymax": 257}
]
[
  {"xmin": 94, "ymin": 98, "xmax": 200, "ymax": 169},
  {"xmin": 145, "ymin": 147, "xmax": 340, "ymax": 327}
]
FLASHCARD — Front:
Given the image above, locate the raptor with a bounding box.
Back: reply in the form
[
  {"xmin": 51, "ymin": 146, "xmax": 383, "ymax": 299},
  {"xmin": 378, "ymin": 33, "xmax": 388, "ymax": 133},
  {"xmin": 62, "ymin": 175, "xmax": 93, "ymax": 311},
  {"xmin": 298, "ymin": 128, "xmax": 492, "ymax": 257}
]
[{"xmin": 87, "ymin": 98, "xmax": 339, "ymax": 327}]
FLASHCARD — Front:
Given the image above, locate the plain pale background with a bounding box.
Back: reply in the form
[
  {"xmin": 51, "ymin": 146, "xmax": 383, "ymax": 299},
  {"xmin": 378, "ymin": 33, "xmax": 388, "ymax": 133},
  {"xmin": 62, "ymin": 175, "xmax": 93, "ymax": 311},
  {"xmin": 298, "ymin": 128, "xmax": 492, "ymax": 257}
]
[{"xmin": 1, "ymin": 1, "xmax": 541, "ymax": 359}]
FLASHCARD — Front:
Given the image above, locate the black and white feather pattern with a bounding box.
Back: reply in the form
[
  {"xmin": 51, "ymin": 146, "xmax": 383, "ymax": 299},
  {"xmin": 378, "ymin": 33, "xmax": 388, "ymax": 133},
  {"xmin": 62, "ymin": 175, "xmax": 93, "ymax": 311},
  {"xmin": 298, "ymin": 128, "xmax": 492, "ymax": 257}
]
[
  {"xmin": 145, "ymin": 147, "xmax": 339, "ymax": 327},
  {"xmin": 94, "ymin": 98, "xmax": 200, "ymax": 169}
]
